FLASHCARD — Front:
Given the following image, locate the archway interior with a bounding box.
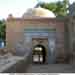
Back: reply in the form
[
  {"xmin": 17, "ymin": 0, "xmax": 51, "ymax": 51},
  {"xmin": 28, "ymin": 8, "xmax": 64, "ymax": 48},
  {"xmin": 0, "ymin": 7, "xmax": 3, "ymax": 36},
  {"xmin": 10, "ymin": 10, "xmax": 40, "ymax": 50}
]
[{"xmin": 32, "ymin": 44, "xmax": 46, "ymax": 64}]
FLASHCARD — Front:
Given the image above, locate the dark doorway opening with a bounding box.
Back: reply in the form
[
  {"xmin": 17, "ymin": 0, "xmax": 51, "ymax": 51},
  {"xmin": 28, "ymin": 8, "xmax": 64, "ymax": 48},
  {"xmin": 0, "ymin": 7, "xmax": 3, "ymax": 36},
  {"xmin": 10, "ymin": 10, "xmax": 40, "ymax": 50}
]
[{"xmin": 32, "ymin": 44, "xmax": 46, "ymax": 64}]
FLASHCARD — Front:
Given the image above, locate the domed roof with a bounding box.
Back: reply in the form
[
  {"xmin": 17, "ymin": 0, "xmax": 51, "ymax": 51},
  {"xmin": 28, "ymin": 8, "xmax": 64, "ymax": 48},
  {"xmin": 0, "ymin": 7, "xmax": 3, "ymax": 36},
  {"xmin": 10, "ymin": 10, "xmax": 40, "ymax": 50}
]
[{"xmin": 22, "ymin": 7, "xmax": 56, "ymax": 18}]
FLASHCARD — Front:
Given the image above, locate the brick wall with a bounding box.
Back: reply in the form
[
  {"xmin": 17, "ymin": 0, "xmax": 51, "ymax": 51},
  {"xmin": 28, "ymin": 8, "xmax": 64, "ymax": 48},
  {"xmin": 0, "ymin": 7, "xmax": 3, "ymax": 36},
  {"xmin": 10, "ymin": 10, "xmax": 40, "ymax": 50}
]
[{"xmin": 6, "ymin": 17, "xmax": 65, "ymax": 63}]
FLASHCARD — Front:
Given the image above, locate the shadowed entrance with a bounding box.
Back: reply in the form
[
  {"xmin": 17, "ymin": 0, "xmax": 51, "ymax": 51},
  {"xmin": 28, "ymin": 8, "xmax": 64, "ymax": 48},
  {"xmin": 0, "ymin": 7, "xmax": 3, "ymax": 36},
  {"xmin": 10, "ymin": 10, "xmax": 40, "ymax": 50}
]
[{"xmin": 32, "ymin": 44, "xmax": 46, "ymax": 64}]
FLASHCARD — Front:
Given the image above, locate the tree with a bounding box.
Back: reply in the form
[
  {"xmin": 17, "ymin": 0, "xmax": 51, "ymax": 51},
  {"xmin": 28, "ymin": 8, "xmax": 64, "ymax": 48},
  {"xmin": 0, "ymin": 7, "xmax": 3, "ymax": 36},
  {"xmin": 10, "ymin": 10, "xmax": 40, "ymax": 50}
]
[
  {"xmin": 39, "ymin": 0, "xmax": 69, "ymax": 17},
  {"xmin": 0, "ymin": 20, "xmax": 6, "ymax": 41}
]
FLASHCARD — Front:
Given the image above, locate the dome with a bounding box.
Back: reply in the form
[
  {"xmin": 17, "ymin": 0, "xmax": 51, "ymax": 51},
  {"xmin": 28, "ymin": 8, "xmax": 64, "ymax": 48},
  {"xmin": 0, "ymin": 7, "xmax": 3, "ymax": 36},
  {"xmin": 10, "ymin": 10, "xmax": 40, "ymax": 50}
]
[{"xmin": 22, "ymin": 7, "xmax": 56, "ymax": 18}]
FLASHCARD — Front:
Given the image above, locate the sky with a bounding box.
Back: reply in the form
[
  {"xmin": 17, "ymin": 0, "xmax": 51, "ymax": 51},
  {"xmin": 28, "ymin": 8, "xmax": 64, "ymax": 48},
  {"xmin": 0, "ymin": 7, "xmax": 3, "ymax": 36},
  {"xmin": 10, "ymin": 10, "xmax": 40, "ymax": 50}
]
[{"xmin": 0, "ymin": 0, "xmax": 75, "ymax": 20}]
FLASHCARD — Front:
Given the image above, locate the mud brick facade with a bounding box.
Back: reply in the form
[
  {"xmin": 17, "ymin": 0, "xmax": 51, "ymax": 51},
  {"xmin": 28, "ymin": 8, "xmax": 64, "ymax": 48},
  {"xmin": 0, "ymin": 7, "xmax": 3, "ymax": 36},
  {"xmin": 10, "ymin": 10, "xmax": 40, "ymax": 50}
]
[{"xmin": 6, "ymin": 16, "xmax": 67, "ymax": 64}]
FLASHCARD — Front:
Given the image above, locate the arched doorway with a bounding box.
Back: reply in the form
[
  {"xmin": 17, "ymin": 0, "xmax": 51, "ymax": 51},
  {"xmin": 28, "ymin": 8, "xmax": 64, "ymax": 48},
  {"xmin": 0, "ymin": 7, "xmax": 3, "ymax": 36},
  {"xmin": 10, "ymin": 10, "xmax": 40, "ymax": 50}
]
[{"xmin": 32, "ymin": 44, "xmax": 46, "ymax": 64}]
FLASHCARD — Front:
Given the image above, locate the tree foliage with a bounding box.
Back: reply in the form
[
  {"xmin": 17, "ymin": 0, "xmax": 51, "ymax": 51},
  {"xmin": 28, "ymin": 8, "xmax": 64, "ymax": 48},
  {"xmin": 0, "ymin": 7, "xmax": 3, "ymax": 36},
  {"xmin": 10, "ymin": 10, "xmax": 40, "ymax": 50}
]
[
  {"xmin": 39, "ymin": 0, "xmax": 69, "ymax": 17},
  {"xmin": 0, "ymin": 20, "xmax": 6, "ymax": 41}
]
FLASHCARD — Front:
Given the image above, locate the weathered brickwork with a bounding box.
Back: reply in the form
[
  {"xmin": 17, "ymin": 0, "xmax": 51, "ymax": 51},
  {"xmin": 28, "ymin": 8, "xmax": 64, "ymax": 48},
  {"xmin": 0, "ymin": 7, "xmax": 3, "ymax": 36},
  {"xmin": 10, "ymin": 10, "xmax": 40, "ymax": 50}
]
[{"xmin": 6, "ymin": 16, "xmax": 66, "ymax": 63}]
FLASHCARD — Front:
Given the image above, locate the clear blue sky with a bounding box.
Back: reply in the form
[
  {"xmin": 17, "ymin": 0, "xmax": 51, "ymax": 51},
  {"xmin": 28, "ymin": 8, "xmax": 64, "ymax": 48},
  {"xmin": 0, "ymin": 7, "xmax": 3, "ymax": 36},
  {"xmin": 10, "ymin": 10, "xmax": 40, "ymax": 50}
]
[{"xmin": 0, "ymin": 0, "xmax": 75, "ymax": 20}]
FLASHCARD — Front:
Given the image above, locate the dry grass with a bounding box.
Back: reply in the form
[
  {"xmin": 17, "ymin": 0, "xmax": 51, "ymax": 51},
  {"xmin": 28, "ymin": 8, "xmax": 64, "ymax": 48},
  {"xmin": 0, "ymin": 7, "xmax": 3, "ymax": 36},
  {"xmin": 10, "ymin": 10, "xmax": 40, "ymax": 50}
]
[{"xmin": 0, "ymin": 48, "xmax": 16, "ymax": 55}]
